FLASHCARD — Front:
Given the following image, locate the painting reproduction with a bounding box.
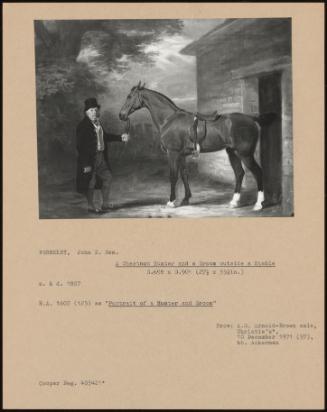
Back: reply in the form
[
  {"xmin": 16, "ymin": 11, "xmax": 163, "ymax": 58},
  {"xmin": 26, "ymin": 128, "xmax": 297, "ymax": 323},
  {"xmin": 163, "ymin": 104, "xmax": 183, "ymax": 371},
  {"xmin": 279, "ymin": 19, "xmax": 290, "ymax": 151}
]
[{"xmin": 35, "ymin": 18, "xmax": 293, "ymax": 219}]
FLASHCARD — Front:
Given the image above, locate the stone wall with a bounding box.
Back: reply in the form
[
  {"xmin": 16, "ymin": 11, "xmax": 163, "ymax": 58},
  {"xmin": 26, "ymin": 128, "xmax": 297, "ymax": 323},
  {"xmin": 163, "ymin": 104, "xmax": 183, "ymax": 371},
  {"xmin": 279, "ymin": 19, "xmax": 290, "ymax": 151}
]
[{"xmin": 194, "ymin": 19, "xmax": 293, "ymax": 212}]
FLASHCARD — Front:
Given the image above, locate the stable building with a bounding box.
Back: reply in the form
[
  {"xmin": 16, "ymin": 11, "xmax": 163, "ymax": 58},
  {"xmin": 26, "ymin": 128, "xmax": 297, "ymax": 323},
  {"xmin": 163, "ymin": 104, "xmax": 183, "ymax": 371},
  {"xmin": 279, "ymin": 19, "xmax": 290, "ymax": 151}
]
[{"xmin": 181, "ymin": 18, "xmax": 293, "ymax": 215}]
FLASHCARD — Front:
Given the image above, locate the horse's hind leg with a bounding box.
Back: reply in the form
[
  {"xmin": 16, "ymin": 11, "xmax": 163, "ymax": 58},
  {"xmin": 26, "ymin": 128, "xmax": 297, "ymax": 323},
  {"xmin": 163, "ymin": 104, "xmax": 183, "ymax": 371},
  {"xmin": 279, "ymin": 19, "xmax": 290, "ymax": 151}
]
[
  {"xmin": 180, "ymin": 156, "xmax": 192, "ymax": 206},
  {"xmin": 226, "ymin": 148, "xmax": 245, "ymax": 208},
  {"xmin": 240, "ymin": 154, "xmax": 264, "ymax": 210}
]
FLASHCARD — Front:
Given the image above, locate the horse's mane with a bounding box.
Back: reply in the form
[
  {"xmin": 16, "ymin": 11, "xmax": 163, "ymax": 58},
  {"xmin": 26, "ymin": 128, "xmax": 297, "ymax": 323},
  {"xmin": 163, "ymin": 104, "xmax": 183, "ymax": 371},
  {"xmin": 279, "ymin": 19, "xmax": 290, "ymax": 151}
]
[{"xmin": 133, "ymin": 86, "xmax": 188, "ymax": 114}]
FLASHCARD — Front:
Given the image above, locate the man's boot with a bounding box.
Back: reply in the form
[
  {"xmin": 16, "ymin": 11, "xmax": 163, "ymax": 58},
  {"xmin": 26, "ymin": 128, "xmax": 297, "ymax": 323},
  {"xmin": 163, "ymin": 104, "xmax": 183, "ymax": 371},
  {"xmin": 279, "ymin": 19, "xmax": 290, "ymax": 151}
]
[
  {"xmin": 86, "ymin": 189, "xmax": 100, "ymax": 213},
  {"xmin": 101, "ymin": 185, "xmax": 114, "ymax": 211}
]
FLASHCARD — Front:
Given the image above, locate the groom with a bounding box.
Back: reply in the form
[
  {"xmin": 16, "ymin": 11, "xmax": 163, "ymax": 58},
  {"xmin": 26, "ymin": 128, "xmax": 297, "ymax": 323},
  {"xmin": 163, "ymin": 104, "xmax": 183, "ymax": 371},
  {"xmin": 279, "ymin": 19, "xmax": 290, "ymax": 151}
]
[{"xmin": 76, "ymin": 97, "xmax": 129, "ymax": 213}]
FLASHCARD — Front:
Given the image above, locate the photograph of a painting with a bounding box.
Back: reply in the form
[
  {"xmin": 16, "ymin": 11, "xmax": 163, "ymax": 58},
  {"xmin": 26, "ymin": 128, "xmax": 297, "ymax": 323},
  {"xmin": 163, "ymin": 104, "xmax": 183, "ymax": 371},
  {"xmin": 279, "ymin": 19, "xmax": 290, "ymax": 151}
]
[{"xmin": 35, "ymin": 18, "xmax": 293, "ymax": 219}]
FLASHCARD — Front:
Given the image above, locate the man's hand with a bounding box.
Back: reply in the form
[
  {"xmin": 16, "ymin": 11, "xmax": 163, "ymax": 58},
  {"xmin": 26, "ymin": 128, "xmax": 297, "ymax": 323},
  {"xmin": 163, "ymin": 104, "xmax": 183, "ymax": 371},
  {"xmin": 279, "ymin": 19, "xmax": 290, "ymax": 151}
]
[
  {"xmin": 83, "ymin": 166, "xmax": 92, "ymax": 173},
  {"xmin": 121, "ymin": 133, "xmax": 130, "ymax": 143}
]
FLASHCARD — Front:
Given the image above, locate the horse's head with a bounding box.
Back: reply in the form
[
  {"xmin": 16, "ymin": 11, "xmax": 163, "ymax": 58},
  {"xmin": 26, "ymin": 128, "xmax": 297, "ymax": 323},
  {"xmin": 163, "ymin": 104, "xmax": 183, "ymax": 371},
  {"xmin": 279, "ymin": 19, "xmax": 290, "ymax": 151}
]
[{"xmin": 119, "ymin": 81, "xmax": 146, "ymax": 121}]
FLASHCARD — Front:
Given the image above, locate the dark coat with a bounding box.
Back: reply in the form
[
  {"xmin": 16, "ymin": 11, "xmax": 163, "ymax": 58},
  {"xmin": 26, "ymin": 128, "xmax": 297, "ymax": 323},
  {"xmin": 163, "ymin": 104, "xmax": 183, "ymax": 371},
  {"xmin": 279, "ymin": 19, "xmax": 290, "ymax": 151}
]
[{"xmin": 76, "ymin": 116, "xmax": 122, "ymax": 194}]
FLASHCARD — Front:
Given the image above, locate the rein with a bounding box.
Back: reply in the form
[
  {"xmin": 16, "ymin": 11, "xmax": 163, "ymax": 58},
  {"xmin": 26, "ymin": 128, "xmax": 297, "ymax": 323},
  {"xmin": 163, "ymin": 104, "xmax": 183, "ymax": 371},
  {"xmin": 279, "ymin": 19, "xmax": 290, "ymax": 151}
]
[
  {"xmin": 124, "ymin": 117, "xmax": 131, "ymax": 135},
  {"xmin": 116, "ymin": 117, "xmax": 130, "ymax": 161}
]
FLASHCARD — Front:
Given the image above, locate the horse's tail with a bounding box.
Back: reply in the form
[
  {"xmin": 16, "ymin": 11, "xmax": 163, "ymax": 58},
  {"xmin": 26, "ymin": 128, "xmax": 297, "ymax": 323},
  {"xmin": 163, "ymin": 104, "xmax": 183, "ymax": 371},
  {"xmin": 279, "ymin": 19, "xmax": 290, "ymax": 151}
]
[{"xmin": 250, "ymin": 112, "xmax": 278, "ymax": 126}]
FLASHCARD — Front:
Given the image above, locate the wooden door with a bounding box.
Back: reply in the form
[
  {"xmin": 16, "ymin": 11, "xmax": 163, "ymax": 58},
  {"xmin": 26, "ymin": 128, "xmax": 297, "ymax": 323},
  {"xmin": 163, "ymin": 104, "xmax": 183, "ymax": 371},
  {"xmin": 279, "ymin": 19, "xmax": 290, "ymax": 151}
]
[{"xmin": 259, "ymin": 72, "xmax": 282, "ymax": 206}]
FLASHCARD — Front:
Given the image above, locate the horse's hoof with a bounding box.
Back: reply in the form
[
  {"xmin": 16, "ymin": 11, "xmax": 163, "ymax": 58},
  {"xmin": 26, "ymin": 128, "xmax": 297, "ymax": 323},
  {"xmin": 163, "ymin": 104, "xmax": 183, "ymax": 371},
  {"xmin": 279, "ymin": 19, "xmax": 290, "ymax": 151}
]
[
  {"xmin": 181, "ymin": 199, "xmax": 190, "ymax": 206},
  {"xmin": 166, "ymin": 201, "xmax": 176, "ymax": 208},
  {"xmin": 229, "ymin": 201, "xmax": 240, "ymax": 208},
  {"xmin": 253, "ymin": 203, "xmax": 263, "ymax": 211}
]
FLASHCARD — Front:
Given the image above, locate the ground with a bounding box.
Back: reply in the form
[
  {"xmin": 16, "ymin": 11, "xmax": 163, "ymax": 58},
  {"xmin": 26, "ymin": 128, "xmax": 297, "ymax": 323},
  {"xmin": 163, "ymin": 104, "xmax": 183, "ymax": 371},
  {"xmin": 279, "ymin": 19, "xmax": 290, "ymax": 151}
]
[{"xmin": 39, "ymin": 158, "xmax": 283, "ymax": 219}]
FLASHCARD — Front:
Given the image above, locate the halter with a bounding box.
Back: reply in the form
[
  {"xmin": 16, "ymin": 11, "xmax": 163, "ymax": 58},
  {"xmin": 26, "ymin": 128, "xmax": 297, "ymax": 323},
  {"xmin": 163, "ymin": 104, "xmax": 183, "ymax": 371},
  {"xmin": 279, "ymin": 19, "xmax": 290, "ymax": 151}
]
[
  {"xmin": 123, "ymin": 88, "xmax": 144, "ymax": 133},
  {"xmin": 125, "ymin": 88, "xmax": 143, "ymax": 122},
  {"xmin": 134, "ymin": 88, "xmax": 144, "ymax": 110}
]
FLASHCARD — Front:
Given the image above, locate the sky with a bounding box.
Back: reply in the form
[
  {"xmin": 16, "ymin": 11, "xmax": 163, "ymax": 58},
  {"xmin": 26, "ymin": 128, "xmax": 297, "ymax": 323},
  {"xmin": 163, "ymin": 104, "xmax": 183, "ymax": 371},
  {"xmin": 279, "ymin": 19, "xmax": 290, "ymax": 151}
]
[{"xmin": 102, "ymin": 19, "xmax": 222, "ymax": 114}]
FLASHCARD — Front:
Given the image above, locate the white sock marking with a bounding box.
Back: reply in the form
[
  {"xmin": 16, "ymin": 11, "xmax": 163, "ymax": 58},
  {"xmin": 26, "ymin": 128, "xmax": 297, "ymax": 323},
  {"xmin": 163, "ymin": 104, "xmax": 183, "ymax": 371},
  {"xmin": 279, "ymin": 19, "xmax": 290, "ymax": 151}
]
[
  {"xmin": 253, "ymin": 191, "xmax": 264, "ymax": 211},
  {"xmin": 229, "ymin": 192, "xmax": 241, "ymax": 208}
]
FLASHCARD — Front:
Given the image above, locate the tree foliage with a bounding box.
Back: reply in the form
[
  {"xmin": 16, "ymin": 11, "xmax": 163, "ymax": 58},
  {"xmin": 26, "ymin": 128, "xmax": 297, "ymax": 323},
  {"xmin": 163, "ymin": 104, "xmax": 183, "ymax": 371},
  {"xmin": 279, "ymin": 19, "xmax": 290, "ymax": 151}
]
[
  {"xmin": 35, "ymin": 19, "xmax": 184, "ymax": 175},
  {"xmin": 35, "ymin": 20, "xmax": 183, "ymax": 97}
]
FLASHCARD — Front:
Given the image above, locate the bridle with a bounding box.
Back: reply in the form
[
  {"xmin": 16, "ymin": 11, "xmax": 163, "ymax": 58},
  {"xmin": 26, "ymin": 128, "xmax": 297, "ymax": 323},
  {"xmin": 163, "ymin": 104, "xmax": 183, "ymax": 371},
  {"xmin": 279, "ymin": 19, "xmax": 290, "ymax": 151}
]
[
  {"xmin": 117, "ymin": 87, "xmax": 145, "ymax": 160},
  {"xmin": 132, "ymin": 89, "xmax": 144, "ymax": 113},
  {"xmin": 123, "ymin": 88, "xmax": 143, "ymax": 133},
  {"xmin": 118, "ymin": 91, "xmax": 142, "ymax": 160}
]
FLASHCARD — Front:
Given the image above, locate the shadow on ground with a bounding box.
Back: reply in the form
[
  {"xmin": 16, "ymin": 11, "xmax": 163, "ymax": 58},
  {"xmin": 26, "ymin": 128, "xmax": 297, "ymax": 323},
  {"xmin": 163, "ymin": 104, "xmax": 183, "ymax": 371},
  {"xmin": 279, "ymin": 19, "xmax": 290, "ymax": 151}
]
[{"xmin": 39, "ymin": 159, "xmax": 283, "ymax": 219}]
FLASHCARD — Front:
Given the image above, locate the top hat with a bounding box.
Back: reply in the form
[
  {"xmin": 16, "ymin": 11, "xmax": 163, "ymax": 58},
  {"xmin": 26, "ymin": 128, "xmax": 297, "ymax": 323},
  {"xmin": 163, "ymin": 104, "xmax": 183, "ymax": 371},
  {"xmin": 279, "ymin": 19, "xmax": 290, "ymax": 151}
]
[{"xmin": 84, "ymin": 97, "xmax": 100, "ymax": 111}]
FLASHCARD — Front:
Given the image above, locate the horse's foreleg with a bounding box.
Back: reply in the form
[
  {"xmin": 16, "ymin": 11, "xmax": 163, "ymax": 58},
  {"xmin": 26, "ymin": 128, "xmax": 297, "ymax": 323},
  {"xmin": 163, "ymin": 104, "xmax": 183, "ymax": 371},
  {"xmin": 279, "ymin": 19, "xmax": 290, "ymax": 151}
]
[
  {"xmin": 166, "ymin": 151, "xmax": 180, "ymax": 207},
  {"xmin": 241, "ymin": 154, "xmax": 264, "ymax": 210},
  {"xmin": 226, "ymin": 148, "xmax": 245, "ymax": 208},
  {"xmin": 180, "ymin": 156, "xmax": 191, "ymax": 205}
]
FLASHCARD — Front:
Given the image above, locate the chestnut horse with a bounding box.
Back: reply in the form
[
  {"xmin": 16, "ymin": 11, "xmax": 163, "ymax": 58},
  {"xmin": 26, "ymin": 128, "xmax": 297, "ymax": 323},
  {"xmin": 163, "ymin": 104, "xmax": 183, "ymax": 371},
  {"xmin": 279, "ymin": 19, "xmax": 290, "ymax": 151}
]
[{"xmin": 119, "ymin": 82, "xmax": 276, "ymax": 210}]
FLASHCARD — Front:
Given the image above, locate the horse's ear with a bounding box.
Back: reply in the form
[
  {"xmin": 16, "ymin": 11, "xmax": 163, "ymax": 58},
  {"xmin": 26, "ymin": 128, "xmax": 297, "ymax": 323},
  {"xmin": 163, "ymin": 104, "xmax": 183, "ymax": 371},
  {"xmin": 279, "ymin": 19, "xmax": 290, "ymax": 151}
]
[
  {"xmin": 137, "ymin": 80, "xmax": 141, "ymax": 89},
  {"xmin": 141, "ymin": 82, "xmax": 146, "ymax": 89}
]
